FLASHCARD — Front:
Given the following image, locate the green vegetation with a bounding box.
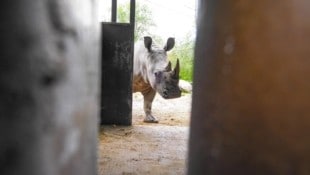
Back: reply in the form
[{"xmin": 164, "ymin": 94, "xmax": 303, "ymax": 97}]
[
  {"xmin": 117, "ymin": 3, "xmax": 155, "ymax": 41},
  {"xmin": 169, "ymin": 34, "xmax": 194, "ymax": 82},
  {"xmin": 117, "ymin": 3, "xmax": 194, "ymax": 82}
]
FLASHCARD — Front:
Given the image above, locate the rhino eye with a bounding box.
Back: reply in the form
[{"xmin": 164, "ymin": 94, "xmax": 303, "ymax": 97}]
[
  {"xmin": 155, "ymin": 72, "xmax": 162, "ymax": 77},
  {"xmin": 154, "ymin": 72, "xmax": 163, "ymax": 83}
]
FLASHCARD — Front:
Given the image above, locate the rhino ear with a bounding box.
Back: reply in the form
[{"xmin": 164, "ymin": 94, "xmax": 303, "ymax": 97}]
[
  {"xmin": 165, "ymin": 61, "xmax": 172, "ymax": 71},
  {"xmin": 172, "ymin": 59, "xmax": 180, "ymax": 79},
  {"xmin": 164, "ymin": 37, "xmax": 175, "ymax": 51},
  {"xmin": 144, "ymin": 36, "xmax": 152, "ymax": 52}
]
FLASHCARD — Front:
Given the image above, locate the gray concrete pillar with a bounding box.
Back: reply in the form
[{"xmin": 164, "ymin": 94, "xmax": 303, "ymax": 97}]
[
  {"xmin": 188, "ymin": 0, "xmax": 310, "ymax": 174},
  {"xmin": 0, "ymin": 1, "xmax": 100, "ymax": 175}
]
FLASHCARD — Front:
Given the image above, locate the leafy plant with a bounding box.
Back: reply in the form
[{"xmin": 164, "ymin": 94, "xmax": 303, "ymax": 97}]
[
  {"xmin": 169, "ymin": 33, "xmax": 195, "ymax": 82},
  {"xmin": 117, "ymin": 3, "xmax": 155, "ymax": 41}
]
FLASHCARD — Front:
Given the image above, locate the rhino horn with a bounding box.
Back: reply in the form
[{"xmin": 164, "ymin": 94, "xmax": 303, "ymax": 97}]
[
  {"xmin": 173, "ymin": 59, "xmax": 180, "ymax": 79},
  {"xmin": 165, "ymin": 61, "xmax": 172, "ymax": 71}
]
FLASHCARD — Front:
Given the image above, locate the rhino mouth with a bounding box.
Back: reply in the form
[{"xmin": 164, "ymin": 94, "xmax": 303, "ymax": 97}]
[{"xmin": 160, "ymin": 89, "xmax": 181, "ymax": 99}]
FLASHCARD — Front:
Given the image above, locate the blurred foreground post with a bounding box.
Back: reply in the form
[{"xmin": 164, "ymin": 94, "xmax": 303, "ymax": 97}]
[
  {"xmin": 189, "ymin": 0, "xmax": 310, "ymax": 174},
  {"xmin": 0, "ymin": 1, "xmax": 100, "ymax": 174}
]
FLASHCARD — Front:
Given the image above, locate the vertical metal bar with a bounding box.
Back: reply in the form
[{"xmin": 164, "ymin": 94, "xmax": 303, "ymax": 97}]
[
  {"xmin": 130, "ymin": 0, "xmax": 135, "ymax": 25},
  {"xmin": 130, "ymin": 0, "xmax": 136, "ymax": 40},
  {"xmin": 111, "ymin": 0, "xmax": 117, "ymax": 22}
]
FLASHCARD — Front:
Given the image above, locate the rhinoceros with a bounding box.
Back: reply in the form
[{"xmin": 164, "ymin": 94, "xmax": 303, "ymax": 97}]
[{"xmin": 133, "ymin": 36, "xmax": 181, "ymax": 123}]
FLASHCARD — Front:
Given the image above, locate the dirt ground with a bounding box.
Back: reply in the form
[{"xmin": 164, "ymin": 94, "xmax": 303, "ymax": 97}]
[{"xmin": 98, "ymin": 93, "xmax": 192, "ymax": 175}]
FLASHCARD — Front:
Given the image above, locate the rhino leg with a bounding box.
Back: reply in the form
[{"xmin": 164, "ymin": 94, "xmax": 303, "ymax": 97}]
[{"xmin": 142, "ymin": 89, "xmax": 158, "ymax": 123}]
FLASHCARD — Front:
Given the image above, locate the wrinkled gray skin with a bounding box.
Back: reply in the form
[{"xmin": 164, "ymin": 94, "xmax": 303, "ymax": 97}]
[{"xmin": 133, "ymin": 36, "xmax": 181, "ymax": 123}]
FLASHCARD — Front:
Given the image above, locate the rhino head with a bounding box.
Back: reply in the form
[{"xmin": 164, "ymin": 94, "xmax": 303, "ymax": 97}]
[
  {"xmin": 144, "ymin": 36, "xmax": 181, "ymax": 99},
  {"xmin": 154, "ymin": 59, "xmax": 181, "ymax": 99}
]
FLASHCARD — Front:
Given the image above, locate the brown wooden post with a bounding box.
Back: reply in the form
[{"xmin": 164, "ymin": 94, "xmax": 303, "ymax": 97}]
[
  {"xmin": 188, "ymin": 0, "xmax": 310, "ymax": 174},
  {"xmin": 0, "ymin": 0, "xmax": 100, "ymax": 175}
]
